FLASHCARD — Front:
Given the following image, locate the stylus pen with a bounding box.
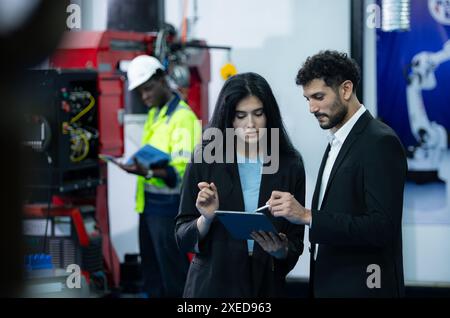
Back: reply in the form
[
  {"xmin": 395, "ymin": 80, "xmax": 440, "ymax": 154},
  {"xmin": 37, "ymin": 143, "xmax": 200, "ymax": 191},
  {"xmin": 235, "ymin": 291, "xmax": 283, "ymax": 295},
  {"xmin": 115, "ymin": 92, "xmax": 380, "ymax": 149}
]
[{"xmin": 254, "ymin": 204, "xmax": 270, "ymax": 212}]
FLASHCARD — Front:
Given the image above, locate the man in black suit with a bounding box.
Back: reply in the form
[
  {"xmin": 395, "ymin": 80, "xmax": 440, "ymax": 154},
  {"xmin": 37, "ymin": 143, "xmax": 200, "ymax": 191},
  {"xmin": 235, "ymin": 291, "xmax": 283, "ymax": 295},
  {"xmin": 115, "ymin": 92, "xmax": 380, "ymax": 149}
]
[{"xmin": 268, "ymin": 50, "xmax": 407, "ymax": 297}]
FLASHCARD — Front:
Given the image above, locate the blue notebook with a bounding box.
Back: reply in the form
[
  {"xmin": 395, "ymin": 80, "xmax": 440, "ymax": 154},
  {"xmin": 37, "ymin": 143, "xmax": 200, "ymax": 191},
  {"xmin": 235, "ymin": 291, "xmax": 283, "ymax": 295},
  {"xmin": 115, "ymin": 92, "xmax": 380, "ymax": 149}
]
[
  {"xmin": 214, "ymin": 211, "xmax": 278, "ymax": 240},
  {"xmin": 125, "ymin": 145, "xmax": 170, "ymax": 168}
]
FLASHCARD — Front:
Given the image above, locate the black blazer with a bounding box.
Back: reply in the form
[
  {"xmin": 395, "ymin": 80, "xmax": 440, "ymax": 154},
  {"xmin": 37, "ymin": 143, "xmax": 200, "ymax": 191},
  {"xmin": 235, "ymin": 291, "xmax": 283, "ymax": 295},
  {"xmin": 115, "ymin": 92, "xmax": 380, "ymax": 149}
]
[
  {"xmin": 309, "ymin": 110, "xmax": 407, "ymax": 298},
  {"xmin": 175, "ymin": 154, "xmax": 305, "ymax": 298}
]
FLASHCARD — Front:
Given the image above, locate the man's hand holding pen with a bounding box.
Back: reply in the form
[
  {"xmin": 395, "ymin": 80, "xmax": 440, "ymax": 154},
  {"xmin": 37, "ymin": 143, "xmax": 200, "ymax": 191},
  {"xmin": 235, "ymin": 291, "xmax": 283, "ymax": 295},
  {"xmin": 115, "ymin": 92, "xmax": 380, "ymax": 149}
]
[{"xmin": 267, "ymin": 191, "xmax": 312, "ymax": 226}]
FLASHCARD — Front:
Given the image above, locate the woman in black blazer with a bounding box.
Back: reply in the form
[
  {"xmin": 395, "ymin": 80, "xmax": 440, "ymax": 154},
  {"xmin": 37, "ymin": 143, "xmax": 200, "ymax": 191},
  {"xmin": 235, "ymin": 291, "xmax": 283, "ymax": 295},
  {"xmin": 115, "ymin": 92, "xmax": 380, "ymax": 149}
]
[{"xmin": 175, "ymin": 72, "xmax": 305, "ymax": 298}]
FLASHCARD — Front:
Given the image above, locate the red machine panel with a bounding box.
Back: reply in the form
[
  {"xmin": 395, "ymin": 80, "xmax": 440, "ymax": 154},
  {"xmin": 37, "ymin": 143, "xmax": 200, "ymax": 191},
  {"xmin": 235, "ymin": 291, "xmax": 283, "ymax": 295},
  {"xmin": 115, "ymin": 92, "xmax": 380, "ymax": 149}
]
[
  {"xmin": 50, "ymin": 30, "xmax": 157, "ymax": 157},
  {"xmin": 186, "ymin": 41, "xmax": 211, "ymax": 124}
]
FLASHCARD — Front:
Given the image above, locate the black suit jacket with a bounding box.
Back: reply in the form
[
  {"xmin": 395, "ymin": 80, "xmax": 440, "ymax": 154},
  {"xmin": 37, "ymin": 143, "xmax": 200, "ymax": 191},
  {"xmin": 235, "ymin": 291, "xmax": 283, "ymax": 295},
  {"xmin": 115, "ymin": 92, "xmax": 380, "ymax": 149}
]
[
  {"xmin": 175, "ymin": 154, "xmax": 305, "ymax": 298},
  {"xmin": 309, "ymin": 110, "xmax": 407, "ymax": 298}
]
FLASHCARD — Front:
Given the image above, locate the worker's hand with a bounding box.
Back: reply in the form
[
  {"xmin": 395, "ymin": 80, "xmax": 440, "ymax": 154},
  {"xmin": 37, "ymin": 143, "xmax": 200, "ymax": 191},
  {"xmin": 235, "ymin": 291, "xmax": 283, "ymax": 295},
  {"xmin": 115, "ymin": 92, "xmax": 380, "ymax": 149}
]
[
  {"xmin": 195, "ymin": 182, "xmax": 219, "ymax": 221},
  {"xmin": 268, "ymin": 191, "xmax": 311, "ymax": 226},
  {"xmin": 250, "ymin": 231, "xmax": 288, "ymax": 259},
  {"xmin": 118, "ymin": 157, "xmax": 148, "ymax": 177}
]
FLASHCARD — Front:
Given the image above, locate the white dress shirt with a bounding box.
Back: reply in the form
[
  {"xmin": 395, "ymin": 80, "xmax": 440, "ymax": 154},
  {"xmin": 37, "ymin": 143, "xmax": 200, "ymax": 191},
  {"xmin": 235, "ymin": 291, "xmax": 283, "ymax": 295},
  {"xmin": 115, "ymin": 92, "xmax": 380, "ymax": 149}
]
[{"xmin": 313, "ymin": 105, "xmax": 367, "ymax": 261}]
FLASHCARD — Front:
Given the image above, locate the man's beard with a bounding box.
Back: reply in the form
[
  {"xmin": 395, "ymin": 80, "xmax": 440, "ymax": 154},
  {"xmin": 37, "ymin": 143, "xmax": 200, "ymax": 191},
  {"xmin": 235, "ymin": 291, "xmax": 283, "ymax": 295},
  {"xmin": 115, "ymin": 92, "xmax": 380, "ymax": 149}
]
[{"xmin": 319, "ymin": 98, "xmax": 348, "ymax": 130}]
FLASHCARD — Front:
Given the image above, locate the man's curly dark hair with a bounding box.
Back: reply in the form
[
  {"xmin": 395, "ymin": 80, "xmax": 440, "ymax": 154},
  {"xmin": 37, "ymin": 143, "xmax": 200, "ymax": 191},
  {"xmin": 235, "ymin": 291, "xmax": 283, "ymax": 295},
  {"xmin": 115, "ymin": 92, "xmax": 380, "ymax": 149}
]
[{"xmin": 296, "ymin": 50, "xmax": 361, "ymax": 92}]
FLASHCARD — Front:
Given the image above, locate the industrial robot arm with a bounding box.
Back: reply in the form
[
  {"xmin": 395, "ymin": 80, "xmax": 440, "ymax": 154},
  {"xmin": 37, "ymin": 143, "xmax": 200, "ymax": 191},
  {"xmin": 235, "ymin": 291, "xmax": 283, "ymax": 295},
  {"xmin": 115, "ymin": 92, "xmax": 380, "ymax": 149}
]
[{"xmin": 405, "ymin": 40, "xmax": 450, "ymax": 172}]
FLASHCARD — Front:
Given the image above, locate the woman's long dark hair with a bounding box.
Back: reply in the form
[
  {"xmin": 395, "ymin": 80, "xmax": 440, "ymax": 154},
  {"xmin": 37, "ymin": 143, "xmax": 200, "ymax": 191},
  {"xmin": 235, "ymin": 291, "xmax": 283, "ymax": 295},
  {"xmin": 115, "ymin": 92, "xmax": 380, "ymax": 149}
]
[{"xmin": 205, "ymin": 72, "xmax": 300, "ymax": 159}]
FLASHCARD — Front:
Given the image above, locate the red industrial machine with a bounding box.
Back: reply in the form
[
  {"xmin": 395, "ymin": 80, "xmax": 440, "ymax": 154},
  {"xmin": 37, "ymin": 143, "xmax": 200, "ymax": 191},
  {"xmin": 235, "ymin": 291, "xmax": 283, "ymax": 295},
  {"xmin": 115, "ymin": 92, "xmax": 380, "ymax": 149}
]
[
  {"xmin": 50, "ymin": 30, "xmax": 210, "ymax": 141},
  {"xmin": 23, "ymin": 204, "xmax": 105, "ymax": 288},
  {"xmin": 23, "ymin": 30, "xmax": 210, "ymax": 291},
  {"xmin": 50, "ymin": 31, "xmax": 152, "ymax": 156}
]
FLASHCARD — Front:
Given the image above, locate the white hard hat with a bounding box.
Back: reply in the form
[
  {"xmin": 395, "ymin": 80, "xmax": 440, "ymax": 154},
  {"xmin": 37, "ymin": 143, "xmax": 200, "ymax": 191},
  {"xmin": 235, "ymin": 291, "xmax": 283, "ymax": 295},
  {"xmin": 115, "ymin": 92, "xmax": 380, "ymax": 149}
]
[{"xmin": 127, "ymin": 55, "xmax": 164, "ymax": 91}]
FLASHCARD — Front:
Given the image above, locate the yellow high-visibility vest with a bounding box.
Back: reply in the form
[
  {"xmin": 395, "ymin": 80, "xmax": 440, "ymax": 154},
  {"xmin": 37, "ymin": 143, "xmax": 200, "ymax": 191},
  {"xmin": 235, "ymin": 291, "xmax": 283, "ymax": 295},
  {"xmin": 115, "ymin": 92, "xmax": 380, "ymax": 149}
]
[{"xmin": 135, "ymin": 95, "xmax": 201, "ymax": 213}]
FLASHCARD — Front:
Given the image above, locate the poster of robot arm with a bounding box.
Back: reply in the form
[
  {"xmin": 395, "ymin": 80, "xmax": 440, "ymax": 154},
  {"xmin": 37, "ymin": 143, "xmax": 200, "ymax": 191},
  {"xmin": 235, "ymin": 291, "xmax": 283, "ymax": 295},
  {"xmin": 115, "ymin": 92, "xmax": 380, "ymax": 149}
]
[{"xmin": 377, "ymin": 0, "xmax": 450, "ymax": 224}]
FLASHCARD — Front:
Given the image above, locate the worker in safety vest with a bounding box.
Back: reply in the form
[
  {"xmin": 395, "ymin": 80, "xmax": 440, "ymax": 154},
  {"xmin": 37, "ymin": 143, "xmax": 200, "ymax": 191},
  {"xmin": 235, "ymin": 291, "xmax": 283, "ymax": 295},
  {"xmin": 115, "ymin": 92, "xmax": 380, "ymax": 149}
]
[{"xmin": 120, "ymin": 55, "xmax": 201, "ymax": 297}]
